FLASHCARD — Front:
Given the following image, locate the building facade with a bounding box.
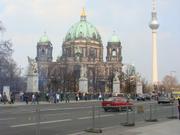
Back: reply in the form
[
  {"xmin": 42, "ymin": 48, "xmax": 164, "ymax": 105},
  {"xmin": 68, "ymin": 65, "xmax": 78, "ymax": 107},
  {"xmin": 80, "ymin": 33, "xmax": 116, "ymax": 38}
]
[{"xmin": 36, "ymin": 9, "xmax": 123, "ymax": 93}]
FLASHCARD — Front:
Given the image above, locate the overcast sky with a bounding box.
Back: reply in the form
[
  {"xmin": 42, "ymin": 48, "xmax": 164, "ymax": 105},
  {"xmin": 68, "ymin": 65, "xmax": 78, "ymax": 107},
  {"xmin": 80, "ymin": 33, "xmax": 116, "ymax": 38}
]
[{"xmin": 0, "ymin": 0, "xmax": 180, "ymax": 83}]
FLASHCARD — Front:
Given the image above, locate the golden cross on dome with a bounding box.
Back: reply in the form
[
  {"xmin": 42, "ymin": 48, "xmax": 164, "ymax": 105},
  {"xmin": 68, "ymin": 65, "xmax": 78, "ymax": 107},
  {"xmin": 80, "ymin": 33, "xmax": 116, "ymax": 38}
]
[
  {"xmin": 81, "ymin": 8, "xmax": 86, "ymax": 17},
  {"xmin": 81, "ymin": 0, "xmax": 87, "ymax": 15}
]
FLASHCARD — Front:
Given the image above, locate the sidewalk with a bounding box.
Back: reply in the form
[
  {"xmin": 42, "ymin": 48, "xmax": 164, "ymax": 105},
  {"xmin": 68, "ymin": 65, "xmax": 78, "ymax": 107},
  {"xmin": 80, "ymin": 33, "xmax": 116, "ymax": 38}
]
[
  {"xmin": 74, "ymin": 120, "xmax": 180, "ymax": 135},
  {"xmin": 0, "ymin": 100, "xmax": 98, "ymax": 107}
]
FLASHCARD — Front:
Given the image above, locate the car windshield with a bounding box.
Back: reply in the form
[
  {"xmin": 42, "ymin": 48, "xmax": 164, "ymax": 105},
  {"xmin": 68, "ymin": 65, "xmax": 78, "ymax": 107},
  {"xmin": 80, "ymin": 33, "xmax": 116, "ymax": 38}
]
[
  {"xmin": 159, "ymin": 96, "xmax": 168, "ymax": 99},
  {"xmin": 105, "ymin": 97, "xmax": 116, "ymax": 101},
  {"xmin": 105, "ymin": 97, "xmax": 127, "ymax": 102}
]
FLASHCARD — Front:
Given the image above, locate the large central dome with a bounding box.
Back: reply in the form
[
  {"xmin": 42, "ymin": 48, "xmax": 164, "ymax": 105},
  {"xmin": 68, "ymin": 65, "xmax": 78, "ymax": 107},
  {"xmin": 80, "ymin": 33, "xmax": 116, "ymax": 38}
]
[{"xmin": 64, "ymin": 8, "xmax": 101, "ymax": 43}]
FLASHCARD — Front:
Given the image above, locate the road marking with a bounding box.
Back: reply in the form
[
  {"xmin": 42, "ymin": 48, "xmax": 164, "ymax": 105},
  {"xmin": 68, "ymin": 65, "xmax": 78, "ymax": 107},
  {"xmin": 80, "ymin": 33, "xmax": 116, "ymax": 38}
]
[
  {"xmin": 41, "ymin": 106, "xmax": 92, "ymax": 112},
  {"xmin": 100, "ymin": 114, "xmax": 114, "ymax": 117},
  {"xmin": 0, "ymin": 118, "xmax": 16, "ymax": 121},
  {"xmin": 78, "ymin": 116, "xmax": 91, "ymax": 120},
  {"xmin": 11, "ymin": 123, "xmax": 36, "ymax": 127},
  {"xmin": 77, "ymin": 114, "xmax": 115, "ymax": 120},
  {"xmin": 43, "ymin": 112, "xmax": 70, "ymax": 117},
  {"xmin": 10, "ymin": 119, "xmax": 72, "ymax": 128},
  {"xmin": 67, "ymin": 131, "xmax": 86, "ymax": 135}
]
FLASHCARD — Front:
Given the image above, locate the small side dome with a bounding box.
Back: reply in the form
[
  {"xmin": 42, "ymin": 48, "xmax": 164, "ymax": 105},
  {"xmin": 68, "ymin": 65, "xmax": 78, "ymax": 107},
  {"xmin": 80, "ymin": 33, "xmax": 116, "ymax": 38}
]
[
  {"xmin": 39, "ymin": 32, "xmax": 50, "ymax": 43},
  {"xmin": 109, "ymin": 32, "xmax": 120, "ymax": 43}
]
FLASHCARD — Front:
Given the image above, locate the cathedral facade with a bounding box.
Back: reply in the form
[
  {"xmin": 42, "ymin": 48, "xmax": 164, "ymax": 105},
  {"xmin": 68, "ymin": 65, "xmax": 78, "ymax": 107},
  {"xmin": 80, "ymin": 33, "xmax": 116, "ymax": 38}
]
[{"xmin": 36, "ymin": 9, "xmax": 123, "ymax": 94}]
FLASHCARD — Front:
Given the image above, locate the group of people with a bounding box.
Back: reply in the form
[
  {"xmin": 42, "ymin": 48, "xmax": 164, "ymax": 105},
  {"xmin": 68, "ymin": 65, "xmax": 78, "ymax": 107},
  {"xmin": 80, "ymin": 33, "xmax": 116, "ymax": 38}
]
[
  {"xmin": 44, "ymin": 91, "xmax": 105, "ymax": 103},
  {"xmin": 75, "ymin": 92, "xmax": 89, "ymax": 101},
  {"xmin": 0, "ymin": 92, "xmax": 15, "ymax": 104},
  {"xmin": 21, "ymin": 92, "xmax": 40, "ymax": 104},
  {"xmin": 45, "ymin": 91, "xmax": 70, "ymax": 103},
  {"xmin": 30, "ymin": 93, "xmax": 40, "ymax": 104},
  {"xmin": 75, "ymin": 92, "xmax": 104, "ymax": 101}
]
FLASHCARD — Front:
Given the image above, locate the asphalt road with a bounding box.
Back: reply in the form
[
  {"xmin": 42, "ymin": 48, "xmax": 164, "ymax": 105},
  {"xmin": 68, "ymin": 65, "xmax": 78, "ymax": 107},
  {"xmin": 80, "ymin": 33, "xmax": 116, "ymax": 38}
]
[{"xmin": 0, "ymin": 101, "xmax": 177, "ymax": 135}]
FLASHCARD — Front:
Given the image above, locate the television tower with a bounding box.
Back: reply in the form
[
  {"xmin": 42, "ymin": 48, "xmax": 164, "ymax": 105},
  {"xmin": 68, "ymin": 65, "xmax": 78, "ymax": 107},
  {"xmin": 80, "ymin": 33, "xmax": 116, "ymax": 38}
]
[{"xmin": 149, "ymin": 0, "xmax": 159, "ymax": 85}]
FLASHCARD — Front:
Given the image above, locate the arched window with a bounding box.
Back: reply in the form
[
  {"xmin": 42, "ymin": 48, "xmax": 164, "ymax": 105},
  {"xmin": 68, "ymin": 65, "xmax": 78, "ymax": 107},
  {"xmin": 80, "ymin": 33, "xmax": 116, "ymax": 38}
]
[
  {"xmin": 112, "ymin": 49, "xmax": 117, "ymax": 56},
  {"xmin": 41, "ymin": 48, "xmax": 45, "ymax": 55}
]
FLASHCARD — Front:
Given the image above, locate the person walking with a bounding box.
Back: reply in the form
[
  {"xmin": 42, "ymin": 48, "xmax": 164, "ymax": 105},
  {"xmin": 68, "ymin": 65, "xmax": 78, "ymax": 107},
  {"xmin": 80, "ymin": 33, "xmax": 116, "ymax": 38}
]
[
  {"xmin": 31, "ymin": 93, "xmax": 36, "ymax": 104},
  {"xmin": 65, "ymin": 92, "xmax": 70, "ymax": 103},
  {"xmin": 56, "ymin": 93, "xmax": 60, "ymax": 103},
  {"xmin": 60, "ymin": 91, "xmax": 64, "ymax": 102},
  {"xmin": 3, "ymin": 92, "xmax": 7, "ymax": 104},
  {"xmin": 0, "ymin": 93, "xmax": 2, "ymax": 103},
  {"xmin": 98, "ymin": 92, "xmax": 102, "ymax": 101},
  {"xmin": 178, "ymin": 98, "xmax": 180, "ymax": 120},
  {"xmin": 10, "ymin": 93, "xmax": 15, "ymax": 104},
  {"xmin": 24, "ymin": 93, "xmax": 29, "ymax": 104},
  {"xmin": 75, "ymin": 93, "xmax": 79, "ymax": 101},
  {"xmin": 35, "ymin": 92, "xmax": 40, "ymax": 104},
  {"xmin": 45, "ymin": 93, "xmax": 49, "ymax": 102}
]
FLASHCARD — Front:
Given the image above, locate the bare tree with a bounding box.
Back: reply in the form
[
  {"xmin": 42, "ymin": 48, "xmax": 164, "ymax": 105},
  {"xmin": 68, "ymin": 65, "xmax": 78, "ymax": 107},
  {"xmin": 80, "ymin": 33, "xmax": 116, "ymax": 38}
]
[
  {"xmin": 162, "ymin": 75, "xmax": 178, "ymax": 92},
  {"xmin": 122, "ymin": 64, "xmax": 137, "ymax": 94},
  {"xmin": 0, "ymin": 21, "xmax": 25, "ymax": 92}
]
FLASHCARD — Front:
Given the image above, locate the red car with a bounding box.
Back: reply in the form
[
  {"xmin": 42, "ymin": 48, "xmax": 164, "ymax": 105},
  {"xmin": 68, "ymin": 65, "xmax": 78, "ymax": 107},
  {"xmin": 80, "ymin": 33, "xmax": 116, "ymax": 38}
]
[{"xmin": 101, "ymin": 97, "xmax": 133, "ymax": 112}]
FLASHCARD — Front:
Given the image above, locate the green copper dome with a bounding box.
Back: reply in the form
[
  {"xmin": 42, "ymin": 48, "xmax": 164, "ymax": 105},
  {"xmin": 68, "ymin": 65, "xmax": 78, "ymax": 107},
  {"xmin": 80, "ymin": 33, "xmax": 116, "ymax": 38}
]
[
  {"xmin": 65, "ymin": 9, "xmax": 101, "ymax": 42},
  {"xmin": 109, "ymin": 32, "xmax": 120, "ymax": 42},
  {"xmin": 39, "ymin": 33, "xmax": 49, "ymax": 43}
]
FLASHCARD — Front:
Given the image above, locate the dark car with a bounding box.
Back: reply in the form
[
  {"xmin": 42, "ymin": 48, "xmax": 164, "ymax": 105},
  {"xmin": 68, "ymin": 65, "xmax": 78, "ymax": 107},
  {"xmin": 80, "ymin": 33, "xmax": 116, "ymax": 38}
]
[
  {"xmin": 136, "ymin": 94, "xmax": 145, "ymax": 101},
  {"xmin": 101, "ymin": 97, "xmax": 133, "ymax": 112},
  {"xmin": 144, "ymin": 93, "xmax": 151, "ymax": 100}
]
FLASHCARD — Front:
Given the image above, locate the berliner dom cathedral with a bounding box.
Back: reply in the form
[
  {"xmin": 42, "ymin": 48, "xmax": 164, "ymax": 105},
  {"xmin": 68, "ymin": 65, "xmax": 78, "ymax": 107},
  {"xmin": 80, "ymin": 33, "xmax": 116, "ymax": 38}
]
[{"xmin": 36, "ymin": 9, "xmax": 122, "ymax": 94}]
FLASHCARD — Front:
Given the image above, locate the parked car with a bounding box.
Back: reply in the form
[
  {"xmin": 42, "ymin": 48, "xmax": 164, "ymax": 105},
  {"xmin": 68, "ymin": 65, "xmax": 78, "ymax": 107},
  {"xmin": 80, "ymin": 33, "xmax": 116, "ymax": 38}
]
[
  {"xmin": 144, "ymin": 93, "xmax": 151, "ymax": 100},
  {"xmin": 101, "ymin": 97, "xmax": 133, "ymax": 112},
  {"xmin": 136, "ymin": 94, "xmax": 145, "ymax": 101},
  {"xmin": 157, "ymin": 96, "xmax": 174, "ymax": 104}
]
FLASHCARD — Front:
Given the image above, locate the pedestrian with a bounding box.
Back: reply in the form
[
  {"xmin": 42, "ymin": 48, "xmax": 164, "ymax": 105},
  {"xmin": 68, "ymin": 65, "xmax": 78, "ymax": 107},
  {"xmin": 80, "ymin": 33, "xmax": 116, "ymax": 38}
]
[
  {"xmin": 24, "ymin": 93, "xmax": 29, "ymax": 104},
  {"xmin": 10, "ymin": 92, "xmax": 15, "ymax": 104},
  {"xmin": 65, "ymin": 92, "xmax": 70, "ymax": 103},
  {"xmin": 75, "ymin": 93, "xmax": 79, "ymax": 101},
  {"xmin": 53, "ymin": 93, "xmax": 57, "ymax": 103},
  {"xmin": 35, "ymin": 92, "xmax": 40, "ymax": 104},
  {"xmin": 98, "ymin": 92, "xmax": 102, "ymax": 101},
  {"xmin": 0, "ymin": 93, "xmax": 2, "ymax": 103},
  {"xmin": 31, "ymin": 93, "xmax": 36, "ymax": 104},
  {"xmin": 60, "ymin": 91, "xmax": 64, "ymax": 102},
  {"xmin": 178, "ymin": 98, "xmax": 180, "ymax": 120},
  {"xmin": 3, "ymin": 92, "xmax": 7, "ymax": 104},
  {"xmin": 56, "ymin": 93, "xmax": 60, "ymax": 103},
  {"xmin": 45, "ymin": 93, "xmax": 49, "ymax": 102}
]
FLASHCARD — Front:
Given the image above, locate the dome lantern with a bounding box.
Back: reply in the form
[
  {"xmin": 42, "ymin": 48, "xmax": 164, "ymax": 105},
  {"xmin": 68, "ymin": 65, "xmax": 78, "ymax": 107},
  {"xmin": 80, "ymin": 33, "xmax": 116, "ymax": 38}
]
[
  {"xmin": 109, "ymin": 31, "xmax": 120, "ymax": 43},
  {"xmin": 80, "ymin": 8, "xmax": 86, "ymax": 21},
  {"xmin": 39, "ymin": 32, "xmax": 50, "ymax": 43}
]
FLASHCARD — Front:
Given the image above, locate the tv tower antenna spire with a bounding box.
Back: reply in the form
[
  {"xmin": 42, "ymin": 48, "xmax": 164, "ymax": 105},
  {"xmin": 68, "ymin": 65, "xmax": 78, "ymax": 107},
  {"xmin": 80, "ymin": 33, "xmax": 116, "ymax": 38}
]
[{"xmin": 152, "ymin": 0, "xmax": 156, "ymax": 12}]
